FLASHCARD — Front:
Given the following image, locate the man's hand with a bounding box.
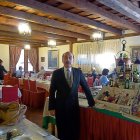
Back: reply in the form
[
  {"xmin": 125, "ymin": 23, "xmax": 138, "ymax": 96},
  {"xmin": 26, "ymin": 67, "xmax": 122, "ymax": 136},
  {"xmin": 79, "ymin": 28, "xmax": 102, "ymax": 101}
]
[{"xmin": 49, "ymin": 110, "xmax": 55, "ymax": 116}]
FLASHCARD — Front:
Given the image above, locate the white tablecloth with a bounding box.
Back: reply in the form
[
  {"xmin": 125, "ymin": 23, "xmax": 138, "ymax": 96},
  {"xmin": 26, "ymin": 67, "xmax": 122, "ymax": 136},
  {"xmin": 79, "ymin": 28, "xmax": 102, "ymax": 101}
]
[
  {"xmin": 0, "ymin": 118, "xmax": 59, "ymax": 140},
  {"xmin": 0, "ymin": 85, "xmax": 22, "ymax": 98},
  {"xmin": 19, "ymin": 78, "xmax": 50, "ymax": 92}
]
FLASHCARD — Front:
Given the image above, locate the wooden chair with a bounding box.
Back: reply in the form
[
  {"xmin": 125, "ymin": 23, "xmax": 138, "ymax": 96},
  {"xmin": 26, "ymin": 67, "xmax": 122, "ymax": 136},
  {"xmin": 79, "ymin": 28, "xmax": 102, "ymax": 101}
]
[
  {"xmin": 3, "ymin": 74, "xmax": 10, "ymax": 85},
  {"xmin": 29, "ymin": 80, "xmax": 46, "ymax": 108},
  {"xmin": 88, "ymin": 76, "xmax": 94, "ymax": 87},
  {"xmin": 2, "ymin": 85, "xmax": 19, "ymax": 103},
  {"xmin": 23, "ymin": 79, "xmax": 30, "ymax": 105}
]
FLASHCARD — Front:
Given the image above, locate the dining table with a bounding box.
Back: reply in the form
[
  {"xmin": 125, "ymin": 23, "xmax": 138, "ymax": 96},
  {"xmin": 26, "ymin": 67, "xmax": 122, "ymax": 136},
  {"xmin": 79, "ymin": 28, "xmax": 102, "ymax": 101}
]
[
  {"xmin": 43, "ymin": 95, "xmax": 140, "ymax": 140},
  {"xmin": 0, "ymin": 118, "xmax": 58, "ymax": 140},
  {"xmin": 19, "ymin": 78, "xmax": 51, "ymax": 91},
  {"xmin": 0, "ymin": 85, "xmax": 22, "ymax": 99}
]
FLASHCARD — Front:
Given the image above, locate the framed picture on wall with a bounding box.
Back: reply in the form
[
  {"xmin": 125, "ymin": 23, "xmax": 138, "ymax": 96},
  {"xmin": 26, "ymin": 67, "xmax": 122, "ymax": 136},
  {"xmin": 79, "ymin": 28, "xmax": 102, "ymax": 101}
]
[
  {"xmin": 131, "ymin": 46, "xmax": 140, "ymax": 62},
  {"xmin": 48, "ymin": 50, "xmax": 59, "ymax": 69},
  {"xmin": 41, "ymin": 57, "xmax": 45, "ymax": 62}
]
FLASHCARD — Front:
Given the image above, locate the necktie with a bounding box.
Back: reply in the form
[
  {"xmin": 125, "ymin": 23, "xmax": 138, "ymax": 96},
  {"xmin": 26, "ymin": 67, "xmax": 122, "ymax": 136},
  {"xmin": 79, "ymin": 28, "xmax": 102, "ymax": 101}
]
[{"xmin": 67, "ymin": 69, "xmax": 71, "ymax": 87}]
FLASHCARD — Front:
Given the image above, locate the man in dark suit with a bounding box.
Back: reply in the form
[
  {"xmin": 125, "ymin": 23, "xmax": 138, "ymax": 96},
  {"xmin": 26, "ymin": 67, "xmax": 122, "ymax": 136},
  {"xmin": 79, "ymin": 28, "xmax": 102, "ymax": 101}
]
[{"xmin": 49, "ymin": 52, "xmax": 95, "ymax": 140}]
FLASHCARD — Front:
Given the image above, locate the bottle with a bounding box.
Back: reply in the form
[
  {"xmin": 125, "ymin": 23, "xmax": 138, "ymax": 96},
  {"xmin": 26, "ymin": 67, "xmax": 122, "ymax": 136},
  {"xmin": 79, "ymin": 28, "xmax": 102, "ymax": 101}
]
[
  {"xmin": 7, "ymin": 131, "xmax": 13, "ymax": 140},
  {"xmin": 110, "ymin": 78, "xmax": 113, "ymax": 87},
  {"xmin": 114, "ymin": 78, "xmax": 119, "ymax": 87},
  {"xmin": 125, "ymin": 77, "xmax": 129, "ymax": 89},
  {"xmin": 117, "ymin": 53, "xmax": 125, "ymax": 74}
]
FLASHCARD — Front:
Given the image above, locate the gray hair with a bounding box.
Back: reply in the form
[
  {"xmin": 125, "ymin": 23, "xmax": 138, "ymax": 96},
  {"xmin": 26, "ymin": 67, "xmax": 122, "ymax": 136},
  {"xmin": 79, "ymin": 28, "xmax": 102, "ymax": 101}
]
[{"xmin": 91, "ymin": 67, "xmax": 96, "ymax": 71}]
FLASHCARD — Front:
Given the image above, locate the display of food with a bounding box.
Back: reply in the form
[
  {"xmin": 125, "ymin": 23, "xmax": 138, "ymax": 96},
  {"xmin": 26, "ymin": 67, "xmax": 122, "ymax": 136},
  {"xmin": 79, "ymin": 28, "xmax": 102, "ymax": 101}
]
[{"xmin": 95, "ymin": 86, "xmax": 138, "ymax": 114}]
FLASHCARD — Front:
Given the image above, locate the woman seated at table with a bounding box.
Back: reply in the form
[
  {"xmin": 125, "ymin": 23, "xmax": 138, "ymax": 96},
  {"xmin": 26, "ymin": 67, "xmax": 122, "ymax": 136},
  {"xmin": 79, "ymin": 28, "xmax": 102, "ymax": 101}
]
[{"xmin": 100, "ymin": 68, "xmax": 109, "ymax": 86}]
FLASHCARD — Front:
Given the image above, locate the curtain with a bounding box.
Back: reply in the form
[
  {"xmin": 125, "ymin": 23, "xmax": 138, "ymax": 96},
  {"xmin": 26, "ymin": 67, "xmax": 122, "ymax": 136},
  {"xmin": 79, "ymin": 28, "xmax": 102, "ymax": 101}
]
[
  {"xmin": 10, "ymin": 46, "xmax": 22, "ymax": 75},
  {"xmin": 73, "ymin": 39, "xmax": 121, "ymax": 74},
  {"xmin": 28, "ymin": 48, "xmax": 37, "ymax": 71}
]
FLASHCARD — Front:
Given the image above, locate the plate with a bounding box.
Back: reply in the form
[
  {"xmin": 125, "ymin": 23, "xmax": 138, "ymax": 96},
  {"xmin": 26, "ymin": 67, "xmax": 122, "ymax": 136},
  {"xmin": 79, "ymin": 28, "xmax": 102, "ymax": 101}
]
[{"xmin": 13, "ymin": 136, "xmax": 32, "ymax": 140}]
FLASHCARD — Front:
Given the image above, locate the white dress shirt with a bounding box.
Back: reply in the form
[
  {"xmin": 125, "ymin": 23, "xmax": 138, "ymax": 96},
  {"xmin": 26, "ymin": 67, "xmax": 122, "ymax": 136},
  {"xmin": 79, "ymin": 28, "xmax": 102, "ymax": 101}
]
[
  {"xmin": 64, "ymin": 67, "xmax": 73, "ymax": 86},
  {"xmin": 37, "ymin": 69, "xmax": 46, "ymax": 76}
]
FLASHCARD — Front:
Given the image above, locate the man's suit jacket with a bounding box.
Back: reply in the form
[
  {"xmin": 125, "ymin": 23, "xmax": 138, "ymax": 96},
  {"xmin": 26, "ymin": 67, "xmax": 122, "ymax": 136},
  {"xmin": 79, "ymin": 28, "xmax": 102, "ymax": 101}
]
[{"xmin": 49, "ymin": 67, "xmax": 95, "ymax": 121}]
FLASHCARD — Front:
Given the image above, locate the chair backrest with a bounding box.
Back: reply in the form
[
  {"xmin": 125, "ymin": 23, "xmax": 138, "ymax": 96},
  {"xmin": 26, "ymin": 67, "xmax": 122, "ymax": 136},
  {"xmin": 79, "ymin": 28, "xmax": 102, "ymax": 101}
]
[
  {"xmin": 88, "ymin": 76, "xmax": 93, "ymax": 87},
  {"xmin": 14, "ymin": 78, "xmax": 20, "ymax": 87},
  {"xmin": 29, "ymin": 80, "xmax": 37, "ymax": 92},
  {"xmin": 23, "ymin": 79, "xmax": 29, "ymax": 90},
  {"xmin": 4, "ymin": 74, "xmax": 9, "ymax": 82},
  {"xmin": 45, "ymin": 73, "xmax": 51, "ymax": 76},
  {"xmin": 2, "ymin": 85, "xmax": 18, "ymax": 103},
  {"xmin": 8, "ymin": 76, "xmax": 13, "ymax": 85},
  {"xmin": 12, "ymin": 77, "xmax": 16, "ymax": 86}
]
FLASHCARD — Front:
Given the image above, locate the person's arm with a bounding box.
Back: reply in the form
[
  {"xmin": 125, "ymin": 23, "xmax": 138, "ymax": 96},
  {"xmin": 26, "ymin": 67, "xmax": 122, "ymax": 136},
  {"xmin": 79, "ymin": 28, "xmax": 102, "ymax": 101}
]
[
  {"xmin": 3, "ymin": 66, "xmax": 7, "ymax": 73},
  {"xmin": 48, "ymin": 71, "xmax": 57, "ymax": 115},
  {"xmin": 80, "ymin": 70, "xmax": 95, "ymax": 106},
  {"xmin": 104, "ymin": 76, "xmax": 109, "ymax": 85}
]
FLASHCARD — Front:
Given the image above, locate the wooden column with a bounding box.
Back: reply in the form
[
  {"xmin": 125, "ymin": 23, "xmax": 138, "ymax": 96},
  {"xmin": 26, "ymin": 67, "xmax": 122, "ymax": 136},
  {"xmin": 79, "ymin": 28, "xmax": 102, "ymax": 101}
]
[
  {"xmin": 70, "ymin": 41, "xmax": 73, "ymax": 53},
  {"xmin": 36, "ymin": 47, "xmax": 39, "ymax": 72},
  {"xmin": 24, "ymin": 50, "xmax": 28, "ymax": 72}
]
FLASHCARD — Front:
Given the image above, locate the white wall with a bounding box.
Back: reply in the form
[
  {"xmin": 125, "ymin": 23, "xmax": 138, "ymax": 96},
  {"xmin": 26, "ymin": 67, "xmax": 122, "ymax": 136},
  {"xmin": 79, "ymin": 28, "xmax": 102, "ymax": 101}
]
[
  {"xmin": 39, "ymin": 44, "xmax": 69, "ymax": 71},
  {"xmin": 0, "ymin": 44, "xmax": 9, "ymax": 71}
]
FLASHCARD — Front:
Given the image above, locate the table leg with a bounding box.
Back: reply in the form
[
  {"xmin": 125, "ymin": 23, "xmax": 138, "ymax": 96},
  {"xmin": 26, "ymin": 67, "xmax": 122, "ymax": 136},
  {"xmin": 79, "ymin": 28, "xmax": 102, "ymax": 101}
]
[{"xmin": 51, "ymin": 123, "xmax": 55, "ymax": 135}]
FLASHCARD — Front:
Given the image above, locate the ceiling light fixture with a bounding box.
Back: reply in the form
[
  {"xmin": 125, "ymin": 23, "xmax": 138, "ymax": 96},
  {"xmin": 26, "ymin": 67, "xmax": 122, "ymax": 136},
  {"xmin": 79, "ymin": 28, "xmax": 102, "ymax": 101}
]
[
  {"xmin": 48, "ymin": 40, "xmax": 57, "ymax": 49},
  {"xmin": 24, "ymin": 44, "xmax": 30, "ymax": 50},
  {"xmin": 91, "ymin": 29, "xmax": 103, "ymax": 42},
  {"xmin": 18, "ymin": 22, "xmax": 31, "ymax": 36}
]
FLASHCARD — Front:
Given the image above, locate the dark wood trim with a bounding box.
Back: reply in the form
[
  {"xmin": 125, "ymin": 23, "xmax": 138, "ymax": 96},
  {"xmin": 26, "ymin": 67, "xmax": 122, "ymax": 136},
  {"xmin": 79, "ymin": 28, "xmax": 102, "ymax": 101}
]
[
  {"xmin": 58, "ymin": 0, "xmax": 140, "ymax": 32},
  {"xmin": 24, "ymin": 50, "xmax": 28, "ymax": 72},
  {"xmin": 70, "ymin": 41, "xmax": 73, "ymax": 53}
]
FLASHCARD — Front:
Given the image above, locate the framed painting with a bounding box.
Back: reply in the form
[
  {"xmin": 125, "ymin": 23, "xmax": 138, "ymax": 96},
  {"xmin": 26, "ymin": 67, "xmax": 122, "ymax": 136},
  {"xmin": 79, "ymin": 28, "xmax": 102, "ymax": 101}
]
[
  {"xmin": 130, "ymin": 46, "xmax": 140, "ymax": 62},
  {"xmin": 48, "ymin": 50, "xmax": 59, "ymax": 69},
  {"xmin": 41, "ymin": 57, "xmax": 45, "ymax": 62}
]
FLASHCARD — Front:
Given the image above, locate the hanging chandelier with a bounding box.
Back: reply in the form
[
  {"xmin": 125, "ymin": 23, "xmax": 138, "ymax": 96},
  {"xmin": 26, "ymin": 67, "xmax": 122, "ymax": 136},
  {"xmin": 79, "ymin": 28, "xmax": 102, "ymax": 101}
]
[
  {"xmin": 91, "ymin": 29, "xmax": 103, "ymax": 41},
  {"xmin": 24, "ymin": 44, "xmax": 30, "ymax": 50},
  {"xmin": 18, "ymin": 22, "xmax": 31, "ymax": 36},
  {"xmin": 48, "ymin": 40, "xmax": 57, "ymax": 49}
]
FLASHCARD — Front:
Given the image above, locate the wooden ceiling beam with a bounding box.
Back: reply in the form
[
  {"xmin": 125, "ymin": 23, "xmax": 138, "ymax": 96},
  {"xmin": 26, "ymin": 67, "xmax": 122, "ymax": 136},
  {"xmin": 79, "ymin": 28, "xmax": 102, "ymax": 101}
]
[
  {"xmin": 0, "ymin": 6, "xmax": 93, "ymax": 36},
  {"xmin": 0, "ymin": 0, "xmax": 121, "ymax": 35},
  {"xmin": 96, "ymin": 0, "xmax": 140, "ymax": 23},
  {"xmin": 0, "ymin": 40, "xmax": 39, "ymax": 48},
  {"xmin": 0, "ymin": 24, "xmax": 76, "ymax": 41},
  {"xmin": 0, "ymin": 36, "xmax": 47, "ymax": 45},
  {"xmin": 58, "ymin": 0, "xmax": 140, "ymax": 32},
  {"xmin": 0, "ymin": 16, "xmax": 89, "ymax": 40},
  {"xmin": 74, "ymin": 33, "xmax": 140, "ymax": 43},
  {"xmin": 0, "ymin": 30, "xmax": 50, "ymax": 41}
]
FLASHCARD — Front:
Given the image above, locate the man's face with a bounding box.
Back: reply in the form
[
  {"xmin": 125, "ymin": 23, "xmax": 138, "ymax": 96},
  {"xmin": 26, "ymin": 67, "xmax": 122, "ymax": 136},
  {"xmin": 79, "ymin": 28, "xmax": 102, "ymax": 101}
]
[{"xmin": 62, "ymin": 52, "xmax": 74, "ymax": 68}]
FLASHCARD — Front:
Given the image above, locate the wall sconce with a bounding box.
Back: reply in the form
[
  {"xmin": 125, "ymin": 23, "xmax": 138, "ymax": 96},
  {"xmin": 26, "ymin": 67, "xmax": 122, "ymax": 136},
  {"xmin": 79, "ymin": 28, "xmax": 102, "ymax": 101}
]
[
  {"xmin": 24, "ymin": 44, "xmax": 30, "ymax": 50},
  {"xmin": 18, "ymin": 22, "xmax": 31, "ymax": 36},
  {"xmin": 48, "ymin": 40, "xmax": 57, "ymax": 48}
]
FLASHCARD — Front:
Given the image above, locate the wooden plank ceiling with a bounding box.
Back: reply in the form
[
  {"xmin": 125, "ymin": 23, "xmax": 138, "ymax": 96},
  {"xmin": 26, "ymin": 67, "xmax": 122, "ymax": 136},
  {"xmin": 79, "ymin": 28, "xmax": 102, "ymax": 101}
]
[{"xmin": 0, "ymin": 0, "xmax": 139, "ymax": 47}]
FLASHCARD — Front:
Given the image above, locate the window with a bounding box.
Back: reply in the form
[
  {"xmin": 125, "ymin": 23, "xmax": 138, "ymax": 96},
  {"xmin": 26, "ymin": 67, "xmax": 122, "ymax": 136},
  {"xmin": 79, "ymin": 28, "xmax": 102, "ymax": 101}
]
[
  {"xmin": 16, "ymin": 49, "xmax": 33, "ymax": 72},
  {"xmin": 28, "ymin": 59, "xmax": 33, "ymax": 71},
  {"xmin": 16, "ymin": 49, "xmax": 24, "ymax": 71}
]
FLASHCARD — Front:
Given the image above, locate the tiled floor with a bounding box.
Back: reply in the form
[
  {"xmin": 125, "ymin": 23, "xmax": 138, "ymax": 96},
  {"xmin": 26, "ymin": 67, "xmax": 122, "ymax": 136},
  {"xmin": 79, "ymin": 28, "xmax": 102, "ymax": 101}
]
[{"xmin": 25, "ymin": 106, "xmax": 57, "ymax": 137}]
